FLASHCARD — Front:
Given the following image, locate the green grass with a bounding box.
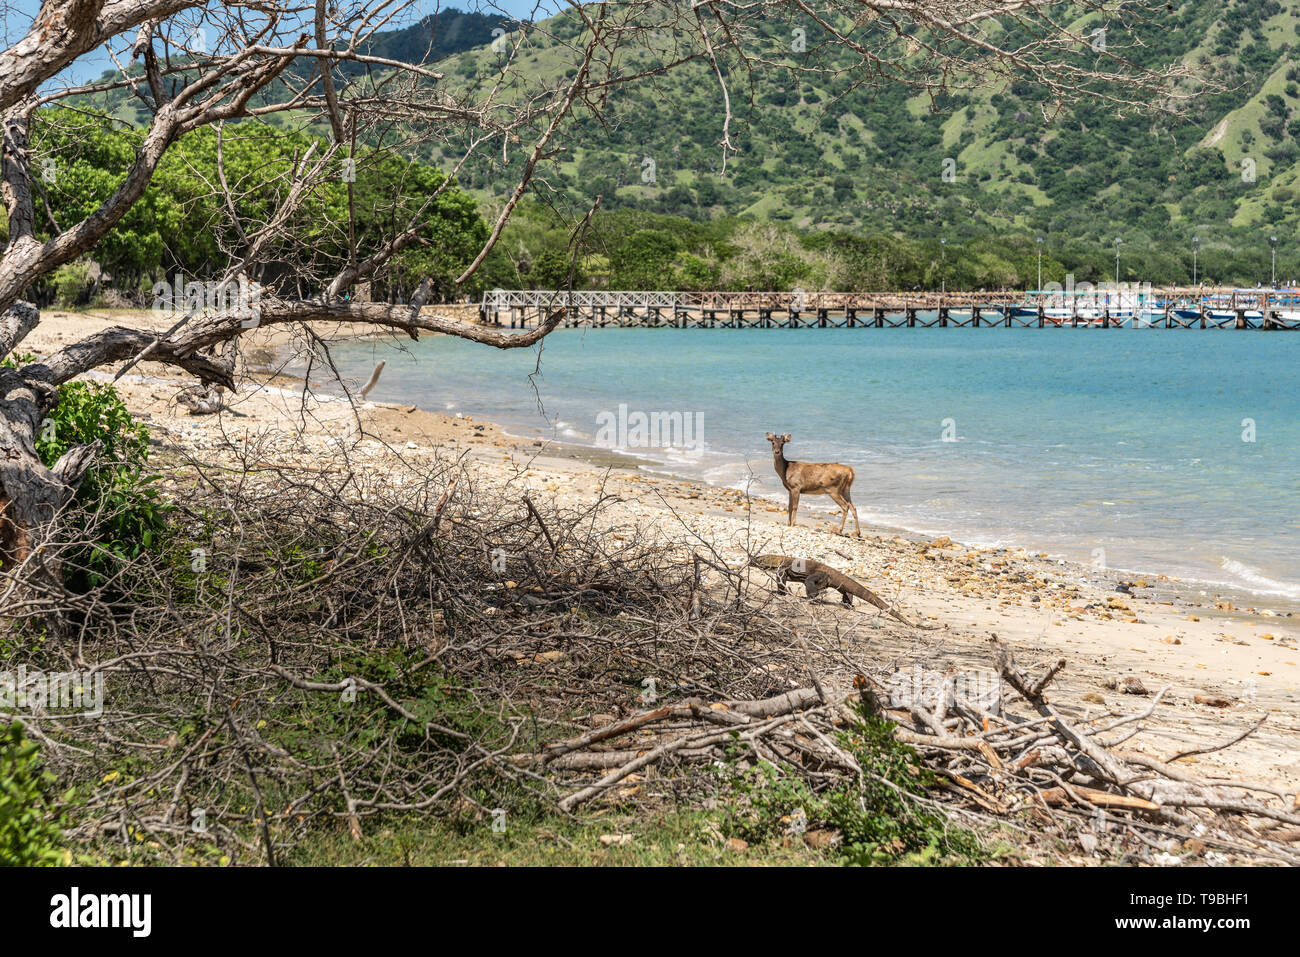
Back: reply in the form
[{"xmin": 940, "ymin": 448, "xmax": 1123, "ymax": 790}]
[{"xmin": 287, "ymin": 809, "xmax": 833, "ymax": 866}]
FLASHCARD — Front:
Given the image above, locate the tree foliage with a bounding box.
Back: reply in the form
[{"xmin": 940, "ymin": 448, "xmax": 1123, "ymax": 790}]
[{"xmin": 27, "ymin": 110, "xmax": 488, "ymax": 303}]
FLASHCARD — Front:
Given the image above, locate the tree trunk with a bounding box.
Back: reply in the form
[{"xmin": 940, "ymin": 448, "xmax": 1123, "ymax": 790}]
[{"xmin": 0, "ymin": 366, "xmax": 98, "ymax": 568}]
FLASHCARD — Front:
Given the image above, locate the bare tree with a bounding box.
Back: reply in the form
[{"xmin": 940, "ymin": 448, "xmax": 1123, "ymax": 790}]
[{"xmin": 0, "ymin": 0, "xmax": 1192, "ymax": 561}]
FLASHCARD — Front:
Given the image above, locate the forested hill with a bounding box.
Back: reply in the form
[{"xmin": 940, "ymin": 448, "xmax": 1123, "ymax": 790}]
[
  {"xmin": 347, "ymin": 9, "xmax": 508, "ymax": 75},
  {"xmin": 430, "ymin": 0, "xmax": 1299, "ymax": 255},
  {"xmin": 66, "ymin": 3, "xmax": 1300, "ymax": 290}
]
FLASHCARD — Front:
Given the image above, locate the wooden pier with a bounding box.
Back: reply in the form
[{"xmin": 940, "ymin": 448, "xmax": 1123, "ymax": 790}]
[{"xmin": 479, "ymin": 289, "xmax": 1300, "ymax": 331}]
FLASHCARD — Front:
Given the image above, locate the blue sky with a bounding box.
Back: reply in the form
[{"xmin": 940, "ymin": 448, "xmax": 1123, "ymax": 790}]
[{"xmin": 2, "ymin": 1, "xmax": 561, "ymax": 85}]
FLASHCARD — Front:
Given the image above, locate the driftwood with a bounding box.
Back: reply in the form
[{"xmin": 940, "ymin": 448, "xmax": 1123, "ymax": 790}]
[
  {"xmin": 536, "ymin": 634, "xmax": 1300, "ymax": 863},
  {"xmin": 175, "ymin": 384, "xmax": 226, "ymax": 415},
  {"xmin": 358, "ymin": 360, "xmax": 385, "ymax": 399}
]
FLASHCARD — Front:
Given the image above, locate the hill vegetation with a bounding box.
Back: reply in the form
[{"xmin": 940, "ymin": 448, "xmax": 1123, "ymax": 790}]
[
  {"xmin": 24, "ymin": 2, "xmax": 1300, "ymax": 296},
  {"xmin": 447, "ymin": 0, "xmax": 1300, "ymax": 288}
]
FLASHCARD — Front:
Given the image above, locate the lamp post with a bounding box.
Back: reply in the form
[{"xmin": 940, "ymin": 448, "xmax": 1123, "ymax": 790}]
[
  {"xmin": 1192, "ymin": 235, "xmax": 1199, "ymax": 287},
  {"xmin": 1270, "ymin": 236, "xmax": 1278, "ymax": 287},
  {"xmin": 1114, "ymin": 237, "xmax": 1122, "ymax": 286},
  {"xmin": 940, "ymin": 237, "xmax": 947, "ymax": 298},
  {"xmin": 1036, "ymin": 236, "xmax": 1043, "ymax": 290}
]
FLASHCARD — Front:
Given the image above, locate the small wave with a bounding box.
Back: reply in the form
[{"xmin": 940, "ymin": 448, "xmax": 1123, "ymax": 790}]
[{"xmin": 1219, "ymin": 558, "xmax": 1300, "ymax": 600}]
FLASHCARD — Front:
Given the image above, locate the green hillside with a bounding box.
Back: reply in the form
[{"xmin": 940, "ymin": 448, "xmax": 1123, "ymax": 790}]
[
  {"xmin": 57, "ymin": 3, "xmax": 1300, "ymax": 289},
  {"xmin": 432, "ymin": 0, "xmax": 1299, "ymax": 283}
]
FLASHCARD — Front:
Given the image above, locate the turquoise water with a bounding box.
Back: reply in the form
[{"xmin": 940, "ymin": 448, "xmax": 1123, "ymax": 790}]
[{"xmin": 315, "ymin": 327, "xmax": 1300, "ymax": 599}]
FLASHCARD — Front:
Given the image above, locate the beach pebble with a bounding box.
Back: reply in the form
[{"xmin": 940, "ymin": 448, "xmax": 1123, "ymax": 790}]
[
  {"xmin": 1194, "ymin": 694, "xmax": 1234, "ymax": 708},
  {"xmin": 1114, "ymin": 676, "xmax": 1148, "ymax": 695}
]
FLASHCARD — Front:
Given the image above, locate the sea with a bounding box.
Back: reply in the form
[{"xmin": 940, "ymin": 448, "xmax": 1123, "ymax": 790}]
[{"xmin": 303, "ymin": 325, "xmax": 1300, "ymax": 602}]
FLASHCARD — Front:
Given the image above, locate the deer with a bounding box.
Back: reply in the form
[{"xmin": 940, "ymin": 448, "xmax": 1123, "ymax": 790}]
[{"xmin": 766, "ymin": 432, "xmax": 861, "ymax": 537}]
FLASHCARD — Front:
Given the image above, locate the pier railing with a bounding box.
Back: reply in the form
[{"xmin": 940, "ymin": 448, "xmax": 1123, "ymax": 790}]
[{"xmin": 478, "ymin": 288, "xmax": 1300, "ymax": 331}]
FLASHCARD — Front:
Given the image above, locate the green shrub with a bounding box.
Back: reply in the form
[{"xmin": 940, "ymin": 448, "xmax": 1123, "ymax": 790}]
[
  {"xmin": 0, "ymin": 722, "xmax": 68, "ymax": 866},
  {"xmin": 36, "ymin": 381, "xmax": 168, "ymax": 590},
  {"xmin": 716, "ymin": 709, "xmax": 988, "ymax": 866},
  {"xmin": 49, "ymin": 261, "xmax": 101, "ymax": 309}
]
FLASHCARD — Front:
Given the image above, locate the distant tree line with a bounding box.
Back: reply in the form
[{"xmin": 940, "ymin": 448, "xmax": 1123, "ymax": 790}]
[
  {"xmin": 479, "ymin": 202, "xmax": 1300, "ymax": 293},
  {"xmin": 6, "ymin": 109, "xmax": 486, "ymax": 308},
  {"xmin": 8, "ymin": 111, "xmax": 1296, "ymax": 311}
]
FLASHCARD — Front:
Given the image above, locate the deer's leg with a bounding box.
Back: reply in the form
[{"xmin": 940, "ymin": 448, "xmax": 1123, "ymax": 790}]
[
  {"xmin": 842, "ymin": 484, "xmax": 862, "ymax": 537},
  {"xmin": 787, "ymin": 489, "xmax": 800, "ymax": 526},
  {"xmin": 829, "ymin": 489, "xmax": 851, "ymax": 535}
]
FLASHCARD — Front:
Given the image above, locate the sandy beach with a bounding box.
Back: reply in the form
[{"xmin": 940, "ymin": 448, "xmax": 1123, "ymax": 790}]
[{"xmin": 27, "ymin": 308, "xmax": 1300, "ymax": 796}]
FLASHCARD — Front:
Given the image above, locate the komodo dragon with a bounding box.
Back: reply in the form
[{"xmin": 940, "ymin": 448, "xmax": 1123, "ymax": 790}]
[{"xmin": 750, "ymin": 554, "xmax": 938, "ymax": 629}]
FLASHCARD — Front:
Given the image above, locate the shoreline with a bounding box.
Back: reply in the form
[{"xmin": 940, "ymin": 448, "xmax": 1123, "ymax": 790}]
[
  {"xmin": 288, "ymin": 326, "xmax": 1300, "ymax": 612},
  {"xmin": 511, "ymin": 424, "xmax": 1300, "ymax": 614},
  {"xmin": 380, "ymin": 383, "xmax": 1300, "ymax": 617},
  {"xmin": 25, "ymin": 309, "xmax": 1300, "ymax": 792},
  {"xmin": 33, "ymin": 308, "xmax": 1300, "ymax": 609}
]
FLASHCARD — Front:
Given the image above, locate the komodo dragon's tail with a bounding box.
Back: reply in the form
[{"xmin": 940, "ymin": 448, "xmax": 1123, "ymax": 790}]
[
  {"xmin": 835, "ymin": 573, "xmax": 939, "ymax": 630},
  {"xmin": 750, "ymin": 554, "xmax": 938, "ymax": 629}
]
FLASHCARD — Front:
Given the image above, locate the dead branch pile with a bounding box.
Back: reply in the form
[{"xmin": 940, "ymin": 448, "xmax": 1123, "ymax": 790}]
[
  {"xmin": 2, "ymin": 443, "xmax": 1296, "ymax": 865},
  {"xmin": 0, "ymin": 443, "xmax": 834, "ymax": 862},
  {"xmin": 534, "ymin": 634, "xmax": 1300, "ymax": 864}
]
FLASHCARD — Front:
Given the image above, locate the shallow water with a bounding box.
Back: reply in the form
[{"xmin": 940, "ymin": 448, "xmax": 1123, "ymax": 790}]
[{"xmin": 311, "ymin": 327, "xmax": 1300, "ymax": 599}]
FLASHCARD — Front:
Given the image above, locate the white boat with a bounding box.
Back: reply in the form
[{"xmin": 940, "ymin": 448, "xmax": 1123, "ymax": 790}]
[{"xmin": 1207, "ymin": 309, "xmax": 1263, "ymax": 321}]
